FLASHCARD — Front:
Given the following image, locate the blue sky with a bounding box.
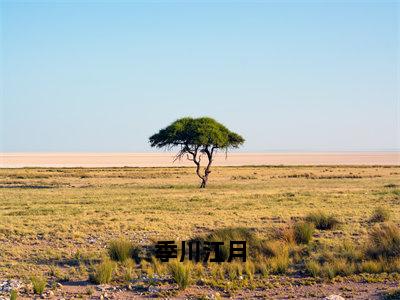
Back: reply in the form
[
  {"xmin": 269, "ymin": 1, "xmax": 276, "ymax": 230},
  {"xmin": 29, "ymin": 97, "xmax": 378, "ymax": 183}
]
[{"xmin": 1, "ymin": 1, "xmax": 399, "ymax": 152}]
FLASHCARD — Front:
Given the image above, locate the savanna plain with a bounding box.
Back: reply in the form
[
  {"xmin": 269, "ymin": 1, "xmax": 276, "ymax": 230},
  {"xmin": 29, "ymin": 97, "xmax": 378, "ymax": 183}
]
[{"xmin": 0, "ymin": 166, "xmax": 399, "ymax": 299}]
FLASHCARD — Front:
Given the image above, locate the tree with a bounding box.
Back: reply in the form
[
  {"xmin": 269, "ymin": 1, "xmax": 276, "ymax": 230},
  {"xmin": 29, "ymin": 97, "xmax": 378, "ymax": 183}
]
[{"xmin": 149, "ymin": 117, "xmax": 245, "ymax": 188}]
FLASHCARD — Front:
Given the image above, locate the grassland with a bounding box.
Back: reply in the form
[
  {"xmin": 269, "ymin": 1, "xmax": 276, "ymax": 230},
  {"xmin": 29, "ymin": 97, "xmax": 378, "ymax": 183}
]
[{"xmin": 0, "ymin": 166, "xmax": 399, "ymax": 299}]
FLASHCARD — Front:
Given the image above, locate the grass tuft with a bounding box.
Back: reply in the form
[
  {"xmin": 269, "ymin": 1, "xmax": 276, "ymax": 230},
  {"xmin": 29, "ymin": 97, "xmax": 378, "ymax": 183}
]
[
  {"xmin": 269, "ymin": 254, "xmax": 290, "ymax": 274},
  {"xmin": 280, "ymin": 226, "xmax": 296, "ymax": 245},
  {"xmin": 9, "ymin": 289, "xmax": 18, "ymax": 300},
  {"xmin": 122, "ymin": 259, "xmax": 137, "ymax": 281},
  {"xmin": 359, "ymin": 260, "xmax": 383, "ymax": 274},
  {"xmin": 366, "ymin": 223, "xmax": 400, "ymax": 259},
  {"xmin": 306, "ymin": 211, "xmax": 340, "ymax": 230},
  {"xmin": 89, "ymin": 259, "xmax": 115, "ymax": 284},
  {"xmin": 244, "ymin": 260, "xmax": 255, "ymax": 280},
  {"xmin": 337, "ymin": 240, "xmax": 362, "ymax": 262},
  {"xmin": 31, "ymin": 276, "xmax": 46, "ymax": 294},
  {"xmin": 224, "ymin": 261, "xmax": 242, "ymax": 280},
  {"xmin": 265, "ymin": 244, "xmax": 290, "ymax": 274},
  {"xmin": 260, "ymin": 240, "xmax": 286, "ymax": 257},
  {"xmin": 108, "ymin": 238, "xmax": 138, "ymax": 262},
  {"xmin": 305, "ymin": 260, "xmax": 322, "ymax": 277},
  {"xmin": 307, "ymin": 258, "xmax": 355, "ymax": 279},
  {"xmin": 294, "ymin": 222, "xmax": 314, "ymax": 244},
  {"xmin": 369, "ymin": 207, "xmax": 391, "ymax": 223},
  {"xmin": 168, "ymin": 260, "xmax": 191, "ymax": 290}
]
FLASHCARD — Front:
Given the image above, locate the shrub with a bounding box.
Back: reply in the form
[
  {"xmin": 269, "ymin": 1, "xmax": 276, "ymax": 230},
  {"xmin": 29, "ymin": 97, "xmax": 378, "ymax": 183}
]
[
  {"xmin": 89, "ymin": 260, "xmax": 115, "ymax": 284},
  {"xmin": 366, "ymin": 223, "xmax": 400, "ymax": 259},
  {"xmin": 306, "ymin": 211, "xmax": 340, "ymax": 230},
  {"xmin": 9, "ymin": 289, "xmax": 17, "ymax": 300},
  {"xmin": 370, "ymin": 207, "xmax": 390, "ymax": 223},
  {"xmin": 168, "ymin": 260, "xmax": 191, "ymax": 290},
  {"xmin": 31, "ymin": 276, "xmax": 46, "ymax": 294},
  {"xmin": 108, "ymin": 239, "xmax": 137, "ymax": 262},
  {"xmin": 294, "ymin": 222, "xmax": 314, "ymax": 244}
]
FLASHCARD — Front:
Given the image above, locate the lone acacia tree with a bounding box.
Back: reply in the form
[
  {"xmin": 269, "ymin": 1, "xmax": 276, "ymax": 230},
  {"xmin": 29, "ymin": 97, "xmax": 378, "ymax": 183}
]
[{"xmin": 149, "ymin": 117, "xmax": 245, "ymax": 188}]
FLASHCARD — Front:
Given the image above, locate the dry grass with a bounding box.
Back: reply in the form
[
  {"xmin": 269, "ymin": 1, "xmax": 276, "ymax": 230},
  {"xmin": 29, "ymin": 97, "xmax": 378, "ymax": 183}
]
[
  {"xmin": 294, "ymin": 222, "xmax": 315, "ymax": 244},
  {"xmin": 306, "ymin": 211, "xmax": 340, "ymax": 230},
  {"xmin": 370, "ymin": 206, "xmax": 391, "ymax": 223},
  {"xmin": 30, "ymin": 276, "xmax": 46, "ymax": 294},
  {"xmin": 168, "ymin": 260, "xmax": 191, "ymax": 290},
  {"xmin": 366, "ymin": 223, "xmax": 400, "ymax": 259},
  {"xmin": 89, "ymin": 259, "xmax": 115, "ymax": 284},
  {"xmin": 0, "ymin": 166, "xmax": 399, "ymax": 283},
  {"xmin": 108, "ymin": 238, "xmax": 138, "ymax": 262}
]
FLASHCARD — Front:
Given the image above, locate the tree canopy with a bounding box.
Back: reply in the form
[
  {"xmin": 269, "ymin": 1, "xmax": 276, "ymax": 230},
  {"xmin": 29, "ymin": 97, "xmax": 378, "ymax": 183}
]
[
  {"xmin": 149, "ymin": 117, "xmax": 245, "ymax": 188},
  {"xmin": 149, "ymin": 117, "xmax": 244, "ymax": 150}
]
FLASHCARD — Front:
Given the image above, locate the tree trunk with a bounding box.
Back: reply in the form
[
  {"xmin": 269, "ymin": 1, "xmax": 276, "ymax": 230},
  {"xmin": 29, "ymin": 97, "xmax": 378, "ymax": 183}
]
[
  {"xmin": 188, "ymin": 146, "xmax": 214, "ymax": 189},
  {"xmin": 195, "ymin": 160, "xmax": 205, "ymax": 188},
  {"xmin": 198, "ymin": 147, "xmax": 214, "ymax": 188},
  {"xmin": 200, "ymin": 175, "xmax": 208, "ymax": 188}
]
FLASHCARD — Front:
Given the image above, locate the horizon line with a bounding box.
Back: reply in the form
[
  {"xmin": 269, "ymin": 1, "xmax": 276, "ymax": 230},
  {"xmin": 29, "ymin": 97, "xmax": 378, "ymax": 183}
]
[{"xmin": 1, "ymin": 150, "xmax": 400, "ymax": 154}]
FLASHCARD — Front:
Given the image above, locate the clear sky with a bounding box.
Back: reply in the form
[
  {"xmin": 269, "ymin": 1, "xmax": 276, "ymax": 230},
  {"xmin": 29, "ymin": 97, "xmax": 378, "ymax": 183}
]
[{"xmin": 1, "ymin": 1, "xmax": 399, "ymax": 152}]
